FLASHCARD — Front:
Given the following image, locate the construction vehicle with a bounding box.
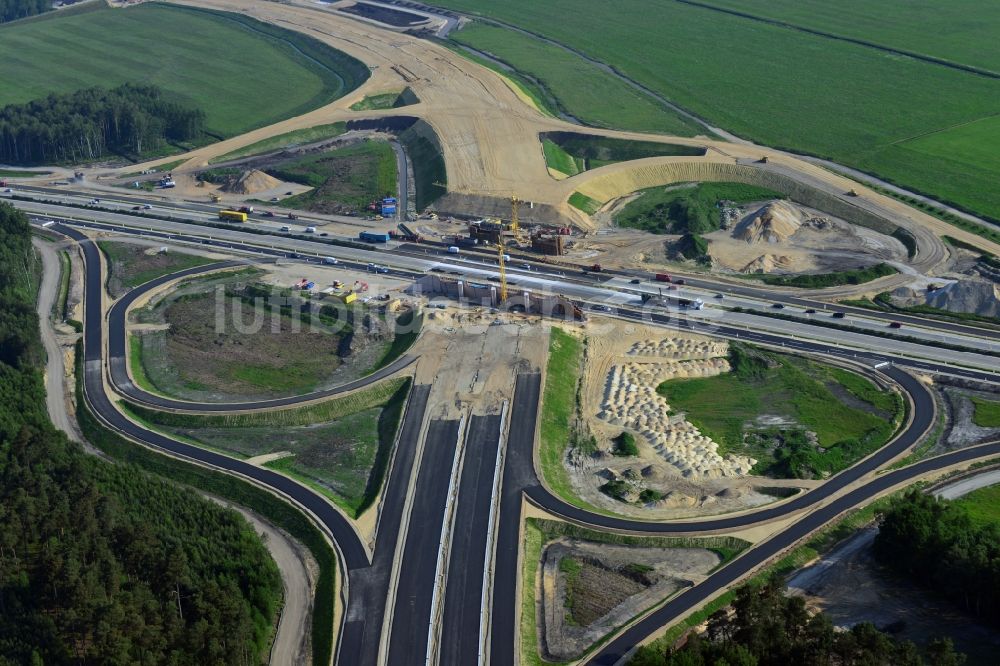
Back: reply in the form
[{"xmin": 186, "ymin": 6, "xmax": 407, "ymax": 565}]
[
  {"xmin": 583, "ymin": 263, "xmax": 603, "ymax": 273},
  {"xmin": 209, "ymin": 192, "xmax": 221, "ymax": 202},
  {"xmin": 218, "ymin": 210, "xmax": 248, "ymax": 223},
  {"xmin": 360, "ymin": 231, "xmax": 391, "ymax": 243}
]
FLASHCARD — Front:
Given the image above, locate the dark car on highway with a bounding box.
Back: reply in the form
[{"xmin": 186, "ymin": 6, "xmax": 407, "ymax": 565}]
[
  {"xmin": 772, "ymin": 303, "xmax": 785, "ymax": 309},
  {"xmin": 832, "ymin": 312, "xmax": 846, "ymax": 319}
]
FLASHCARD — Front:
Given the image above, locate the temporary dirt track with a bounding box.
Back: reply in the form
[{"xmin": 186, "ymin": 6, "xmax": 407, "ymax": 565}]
[{"xmin": 100, "ymin": 0, "xmax": 1000, "ymax": 274}]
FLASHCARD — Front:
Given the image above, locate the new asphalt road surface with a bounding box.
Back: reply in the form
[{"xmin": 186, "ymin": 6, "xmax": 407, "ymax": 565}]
[
  {"xmin": 55, "ymin": 219, "xmax": 1000, "ymax": 665},
  {"xmin": 386, "ymin": 418, "xmax": 462, "ymax": 665},
  {"xmin": 439, "ymin": 413, "xmax": 505, "ymax": 665}
]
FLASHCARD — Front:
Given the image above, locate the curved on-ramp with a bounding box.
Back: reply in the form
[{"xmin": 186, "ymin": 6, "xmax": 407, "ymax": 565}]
[
  {"xmin": 57, "ymin": 224, "xmax": 416, "ymax": 665},
  {"xmin": 99, "ymin": 256, "xmax": 416, "ymax": 412},
  {"xmin": 55, "ymin": 222, "xmax": 1000, "ymax": 666}
]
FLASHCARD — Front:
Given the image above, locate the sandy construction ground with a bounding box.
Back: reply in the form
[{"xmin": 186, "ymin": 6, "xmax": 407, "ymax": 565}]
[
  {"xmin": 566, "ymin": 319, "xmax": 787, "ymax": 519},
  {"xmin": 65, "ymin": 0, "xmax": 998, "ymax": 273}
]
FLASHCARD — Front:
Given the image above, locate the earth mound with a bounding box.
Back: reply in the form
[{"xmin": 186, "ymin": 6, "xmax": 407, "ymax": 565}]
[
  {"xmin": 224, "ymin": 169, "xmax": 281, "ymax": 194},
  {"xmin": 741, "ymin": 253, "xmax": 794, "ymax": 274},
  {"xmin": 892, "ymin": 280, "xmax": 1000, "ymax": 318},
  {"xmin": 734, "ymin": 200, "xmax": 803, "ymax": 244}
]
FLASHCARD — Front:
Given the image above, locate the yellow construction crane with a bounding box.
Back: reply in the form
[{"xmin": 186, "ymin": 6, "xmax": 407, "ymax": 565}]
[
  {"xmin": 509, "ymin": 195, "xmax": 524, "ymax": 244},
  {"xmin": 497, "ymin": 236, "xmax": 508, "ymax": 303}
]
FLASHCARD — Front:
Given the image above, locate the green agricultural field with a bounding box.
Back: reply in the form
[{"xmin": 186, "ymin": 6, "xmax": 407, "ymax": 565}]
[
  {"xmin": 657, "ymin": 345, "xmax": 902, "ymax": 479},
  {"xmin": 450, "ymin": 22, "xmax": 701, "ymax": 135},
  {"xmin": 971, "ymin": 397, "xmax": 1000, "ymax": 428},
  {"xmin": 98, "ymin": 240, "xmax": 216, "ymax": 298},
  {"xmin": 270, "ymin": 140, "xmax": 397, "ymax": 213},
  {"xmin": 210, "ymin": 123, "xmax": 347, "ymax": 164},
  {"xmin": 691, "ymin": 0, "xmax": 1000, "ymax": 74},
  {"xmin": 429, "ymin": 0, "xmax": 1000, "ymax": 221},
  {"xmin": 0, "ymin": 3, "xmax": 367, "ymax": 140},
  {"xmin": 124, "ymin": 378, "xmax": 410, "ymax": 516},
  {"xmin": 615, "ymin": 182, "xmax": 782, "ymax": 235}
]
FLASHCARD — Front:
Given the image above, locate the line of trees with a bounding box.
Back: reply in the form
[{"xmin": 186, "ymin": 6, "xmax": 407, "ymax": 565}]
[
  {"xmin": 875, "ymin": 490, "xmax": 1000, "ymax": 627},
  {"xmin": 0, "ymin": 84, "xmax": 205, "ymax": 164},
  {"xmin": 0, "ymin": 202, "xmax": 283, "ymax": 664},
  {"xmin": 0, "ymin": 0, "xmax": 49, "ymax": 23},
  {"xmin": 630, "ymin": 576, "xmax": 964, "ymax": 666}
]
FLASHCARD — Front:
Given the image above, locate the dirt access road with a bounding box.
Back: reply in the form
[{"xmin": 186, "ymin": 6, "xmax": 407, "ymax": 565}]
[
  {"xmin": 32, "ymin": 236, "xmax": 84, "ymax": 444},
  {"xmin": 86, "ymin": 0, "xmax": 999, "ymax": 271}
]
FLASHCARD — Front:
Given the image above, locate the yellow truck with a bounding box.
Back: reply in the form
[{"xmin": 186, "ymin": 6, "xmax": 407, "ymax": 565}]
[{"xmin": 218, "ymin": 210, "xmax": 248, "ymax": 223}]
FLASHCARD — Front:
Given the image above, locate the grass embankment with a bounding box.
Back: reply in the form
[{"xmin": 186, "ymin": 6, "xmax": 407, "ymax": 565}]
[
  {"xmin": 124, "ymin": 377, "xmax": 410, "ymax": 517},
  {"xmin": 759, "ymin": 262, "xmax": 898, "ymax": 288},
  {"xmin": 952, "ymin": 483, "xmax": 1000, "ymax": 527},
  {"xmin": 543, "ymin": 133, "xmax": 704, "ymax": 178},
  {"xmin": 0, "ymin": 3, "xmax": 367, "ymax": 143},
  {"xmin": 210, "ymin": 123, "xmax": 346, "ymax": 164},
  {"xmin": 128, "ymin": 334, "xmax": 157, "ymax": 394},
  {"xmin": 0, "ymin": 168, "xmax": 50, "ymax": 177},
  {"xmin": 54, "ymin": 249, "xmax": 70, "ymax": 321},
  {"xmin": 519, "ymin": 518, "xmax": 749, "ymax": 664},
  {"xmin": 568, "ymin": 192, "xmax": 601, "ymax": 215},
  {"xmin": 398, "ymin": 121, "xmax": 447, "ymax": 211},
  {"xmin": 971, "ymin": 398, "xmax": 1000, "ymax": 428},
  {"xmin": 429, "ymin": 0, "xmax": 1000, "ymax": 222},
  {"xmin": 658, "ymin": 344, "xmax": 902, "ymax": 479},
  {"xmin": 539, "ymin": 328, "xmax": 584, "ymax": 505},
  {"xmin": 614, "ymin": 182, "xmax": 783, "ymax": 235},
  {"xmin": 349, "ymin": 89, "xmax": 416, "ymax": 111},
  {"xmin": 449, "ymin": 22, "xmax": 701, "ymax": 135},
  {"xmin": 543, "ymin": 139, "xmax": 585, "ymax": 177},
  {"xmin": 270, "ymin": 140, "xmax": 397, "ymax": 214},
  {"xmin": 74, "ymin": 343, "xmax": 337, "ymax": 666},
  {"xmin": 97, "ymin": 240, "xmax": 216, "ymax": 298},
  {"xmin": 373, "ymin": 310, "xmax": 422, "ymax": 371}
]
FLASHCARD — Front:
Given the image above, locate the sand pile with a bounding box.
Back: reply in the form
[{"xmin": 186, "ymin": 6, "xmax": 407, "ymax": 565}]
[
  {"xmin": 224, "ymin": 169, "xmax": 281, "ymax": 194},
  {"xmin": 740, "ymin": 253, "xmax": 794, "ymax": 274},
  {"xmin": 734, "ymin": 200, "xmax": 802, "ymax": 244},
  {"xmin": 892, "ymin": 280, "xmax": 1000, "ymax": 318},
  {"xmin": 597, "ymin": 345, "xmax": 756, "ymax": 478},
  {"xmin": 627, "ymin": 338, "xmax": 728, "ymax": 360}
]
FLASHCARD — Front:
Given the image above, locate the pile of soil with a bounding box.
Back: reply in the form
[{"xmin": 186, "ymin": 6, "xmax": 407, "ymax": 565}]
[
  {"xmin": 891, "ymin": 279, "xmax": 1000, "ymax": 318},
  {"xmin": 740, "ymin": 253, "xmax": 794, "ymax": 274},
  {"xmin": 224, "ymin": 169, "xmax": 281, "ymax": 194},
  {"xmin": 734, "ymin": 200, "xmax": 803, "ymax": 244}
]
